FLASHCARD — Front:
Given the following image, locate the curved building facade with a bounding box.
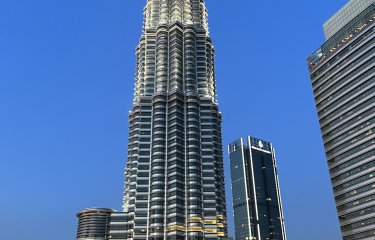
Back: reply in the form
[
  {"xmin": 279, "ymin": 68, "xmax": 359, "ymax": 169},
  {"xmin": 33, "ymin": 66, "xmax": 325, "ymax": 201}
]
[
  {"xmin": 76, "ymin": 208, "xmax": 114, "ymax": 240},
  {"xmin": 308, "ymin": 1, "xmax": 375, "ymax": 239},
  {"xmin": 123, "ymin": 0, "xmax": 227, "ymax": 239}
]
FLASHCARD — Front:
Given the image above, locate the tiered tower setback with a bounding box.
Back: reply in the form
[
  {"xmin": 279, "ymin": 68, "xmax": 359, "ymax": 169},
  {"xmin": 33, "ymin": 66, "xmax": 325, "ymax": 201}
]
[{"xmin": 123, "ymin": 1, "xmax": 227, "ymax": 239}]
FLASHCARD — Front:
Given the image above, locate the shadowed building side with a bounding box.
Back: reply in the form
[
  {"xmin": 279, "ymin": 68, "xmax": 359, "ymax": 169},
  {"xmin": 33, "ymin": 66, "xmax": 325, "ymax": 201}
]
[{"xmin": 229, "ymin": 136, "xmax": 286, "ymax": 240}]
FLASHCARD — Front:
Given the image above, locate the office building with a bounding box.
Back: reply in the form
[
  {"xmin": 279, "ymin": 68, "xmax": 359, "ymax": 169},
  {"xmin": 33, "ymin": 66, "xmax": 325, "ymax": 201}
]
[
  {"xmin": 122, "ymin": 0, "xmax": 227, "ymax": 239},
  {"xmin": 228, "ymin": 136, "xmax": 286, "ymax": 240},
  {"xmin": 76, "ymin": 208, "xmax": 114, "ymax": 240},
  {"xmin": 76, "ymin": 208, "xmax": 129, "ymax": 240},
  {"xmin": 307, "ymin": 1, "xmax": 375, "ymax": 239}
]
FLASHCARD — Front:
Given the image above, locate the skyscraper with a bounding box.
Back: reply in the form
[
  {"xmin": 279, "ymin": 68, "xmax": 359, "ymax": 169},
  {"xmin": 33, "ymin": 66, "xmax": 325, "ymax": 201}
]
[
  {"xmin": 307, "ymin": 1, "xmax": 375, "ymax": 239},
  {"xmin": 123, "ymin": 1, "xmax": 227, "ymax": 239},
  {"xmin": 228, "ymin": 137, "xmax": 286, "ymax": 240}
]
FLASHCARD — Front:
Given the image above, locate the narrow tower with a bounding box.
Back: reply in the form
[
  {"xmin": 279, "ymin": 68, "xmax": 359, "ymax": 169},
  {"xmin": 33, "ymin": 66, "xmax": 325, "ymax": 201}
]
[
  {"xmin": 123, "ymin": 1, "xmax": 227, "ymax": 239},
  {"xmin": 229, "ymin": 137, "xmax": 286, "ymax": 240}
]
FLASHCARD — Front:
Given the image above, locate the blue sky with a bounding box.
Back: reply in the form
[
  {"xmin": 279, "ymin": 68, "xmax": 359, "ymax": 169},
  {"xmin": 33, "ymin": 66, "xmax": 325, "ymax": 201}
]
[{"xmin": 0, "ymin": 0, "xmax": 348, "ymax": 239}]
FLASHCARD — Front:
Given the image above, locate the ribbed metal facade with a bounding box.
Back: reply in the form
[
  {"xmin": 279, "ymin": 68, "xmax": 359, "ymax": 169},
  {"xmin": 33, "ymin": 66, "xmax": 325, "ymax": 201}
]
[
  {"xmin": 308, "ymin": 3, "xmax": 375, "ymax": 239},
  {"xmin": 323, "ymin": 0, "xmax": 374, "ymax": 40},
  {"xmin": 76, "ymin": 208, "xmax": 114, "ymax": 240},
  {"xmin": 109, "ymin": 212, "xmax": 129, "ymax": 240},
  {"xmin": 228, "ymin": 137, "xmax": 286, "ymax": 240},
  {"xmin": 122, "ymin": 1, "xmax": 227, "ymax": 239}
]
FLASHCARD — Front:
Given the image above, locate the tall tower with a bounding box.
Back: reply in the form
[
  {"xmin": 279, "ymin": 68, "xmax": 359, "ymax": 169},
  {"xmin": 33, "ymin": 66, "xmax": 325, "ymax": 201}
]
[
  {"xmin": 307, "ymin": 1, "xmax": 375, "ymax": 239},
  {"xmin": 123, "ymin": 1, "xmax": 227, "ymax": 239},
  {"xmin": 229, "ymin": 137, "xmax": 286, "ymax": 240}
]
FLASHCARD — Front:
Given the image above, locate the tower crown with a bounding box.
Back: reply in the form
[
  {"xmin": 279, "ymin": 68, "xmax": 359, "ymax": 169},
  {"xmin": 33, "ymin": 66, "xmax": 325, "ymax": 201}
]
[{"xmin": 143, "ymin": 0, "xmax": 209, "ymax": 32}]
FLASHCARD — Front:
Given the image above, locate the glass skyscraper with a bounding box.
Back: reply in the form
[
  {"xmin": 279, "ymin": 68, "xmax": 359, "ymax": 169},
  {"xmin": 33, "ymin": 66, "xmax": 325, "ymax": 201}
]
[
  {"xmin": 122, "ymin": 1, "xmax": 227, "ymax": 239},
  {"xmin": 228, "ymin": 137, "xmax": 286, "ymax": 240},
  {"xmin": 307, "ymin": 1, "xmax": 375, "ymax": 239}
]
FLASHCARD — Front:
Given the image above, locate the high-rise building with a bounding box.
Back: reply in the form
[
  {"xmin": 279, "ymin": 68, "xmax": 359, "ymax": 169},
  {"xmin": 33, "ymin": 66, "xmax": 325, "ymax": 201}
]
[
  {"xmin": 122, "ymin": 1, "xmax": 227, "ymax": 239},
  {"xmin": 228, "ymin": 136, "xmax": 286, "ymax": 240},
  {"xmin": 307, "ymin": 1, "xmax": 375, "ymax": 239}
]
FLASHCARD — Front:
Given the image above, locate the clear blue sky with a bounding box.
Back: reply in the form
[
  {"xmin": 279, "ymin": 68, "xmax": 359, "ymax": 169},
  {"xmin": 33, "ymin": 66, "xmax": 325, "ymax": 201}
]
[{"xmin": 0, "ymin": 0, "xmax": 348, "ymax": 239}]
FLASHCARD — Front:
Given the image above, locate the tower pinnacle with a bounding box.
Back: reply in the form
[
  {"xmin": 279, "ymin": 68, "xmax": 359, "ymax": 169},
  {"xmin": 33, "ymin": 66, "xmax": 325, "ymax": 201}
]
[{"xmin": 143, "ymin": 0, "xmax": 209, "ymax": 32}]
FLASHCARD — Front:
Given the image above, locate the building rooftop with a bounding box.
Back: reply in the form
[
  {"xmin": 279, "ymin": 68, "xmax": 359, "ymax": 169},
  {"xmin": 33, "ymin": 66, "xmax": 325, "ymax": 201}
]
[
  {"xmin": 228, "ymin": 136, "xmax": 272, "ymax": 154},
  {"xmin": 323, "ymin": 0, "xmax": 374, "ymax": 40},
  {"xmin": 307, "ymin": 3, "xmax": 375, "ymax": 71},
  {"xmin": 76, "ymin": 208, "xmax": 115, "ymax": 217}
]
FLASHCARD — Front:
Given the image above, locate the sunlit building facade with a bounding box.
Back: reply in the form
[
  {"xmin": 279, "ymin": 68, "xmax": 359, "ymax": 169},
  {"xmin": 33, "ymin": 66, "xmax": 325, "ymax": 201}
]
[
  {"xmin": 122, "ymin": 0, "xmax": 227, "ymax": 239},
  {"xmin": 76, "ymin": 209, "xmax": 129, "ymax": 240},
  {"xmin": 76, "ymin": 208, "xmax": 114, "ymax": 240},
  {"xmin": 307, "ymin": 1, "xmax": 375, "ymax": 239},
  {"xmin": 229, "ymin": 137, "xmax": 286, "ymax": 240}
]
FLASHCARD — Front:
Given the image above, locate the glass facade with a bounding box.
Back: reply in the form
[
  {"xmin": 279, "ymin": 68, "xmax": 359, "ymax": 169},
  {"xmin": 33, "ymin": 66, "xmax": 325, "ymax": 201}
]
[
  {"xmin": 307, "ymin": 3, "xmax": 375, "ymax": 239},
  {"xmin": 323, "ymin": 0, "xmax": 374, "ymax": 40},
  {"xmin": 76, "ymin": 208, "xmax": 114, "ymax": 240},
  {"xmin": 122, "ymin": 1, "xmax": 228, "ymax": 239},
  {"xmin": 228, "ymin": 137, "xmax": 286, "ymax": 240},
  {"xmin": 76, "ymin": 209, "xmax": 130, "ymax": 240}
]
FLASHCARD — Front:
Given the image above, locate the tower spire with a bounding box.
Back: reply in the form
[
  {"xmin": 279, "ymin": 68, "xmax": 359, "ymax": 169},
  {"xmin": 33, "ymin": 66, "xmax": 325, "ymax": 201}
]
[{"xmin": 143, "ymin": 0, "xmax": 209, "ymax": 32}]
